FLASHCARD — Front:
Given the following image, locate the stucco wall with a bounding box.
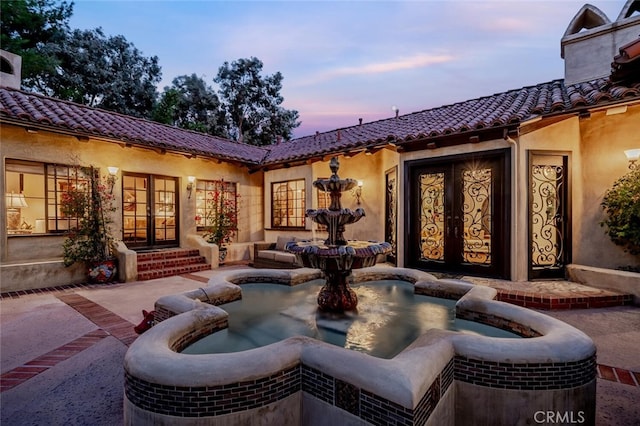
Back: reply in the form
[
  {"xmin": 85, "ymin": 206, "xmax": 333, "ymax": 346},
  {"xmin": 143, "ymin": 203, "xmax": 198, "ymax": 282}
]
[
  {"xmin": 263, "ymin": 152, "xmax": 397, "ymax": 244},
  {"xmin": 576, "ymin": 104, "xmax": 640, "ymax": 269},
  {"xmin": 0, "ymin": 124, "xmax": 263, "ymax": 264}
]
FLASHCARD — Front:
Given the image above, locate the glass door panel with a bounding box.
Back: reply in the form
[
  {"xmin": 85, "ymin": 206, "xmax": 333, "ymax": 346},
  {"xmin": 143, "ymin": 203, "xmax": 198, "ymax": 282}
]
[
  {"xmin": 122, "ymin": 173, "xmax": 179, "ymax": 248},
  {"xmin": 529, "ymin": 153, "xmax": 569, "ymax": 279},
  {"xmin": 154, "ymin": 177, "xmax": 177, "ymax": 243},
  {"xmin": 123, "ymin": 175, "xmax": 148, "ymax": 247},
  {"xmin": 461, "ymin": 167, "xmax": 492, "ymax": 265},
  {"xmin": 419, "ymin": 172, "xmax": 445, "ymax": 262}
]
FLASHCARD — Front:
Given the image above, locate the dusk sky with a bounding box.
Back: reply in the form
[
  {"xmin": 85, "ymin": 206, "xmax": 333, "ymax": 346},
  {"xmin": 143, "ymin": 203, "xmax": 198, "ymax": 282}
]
[{"xmin": 69, "ymin": 0, "xmax": 629, "ymax": 138}]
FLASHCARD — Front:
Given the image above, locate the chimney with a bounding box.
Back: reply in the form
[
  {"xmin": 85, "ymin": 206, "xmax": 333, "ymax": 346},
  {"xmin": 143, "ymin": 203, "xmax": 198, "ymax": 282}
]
[
  {"xmin": 0, "ymin": 50, "xmax": 22, "ymax": 89},
  {"xmin": 561, "ymin": 3, "xmax": 640, "ymax": 85}
]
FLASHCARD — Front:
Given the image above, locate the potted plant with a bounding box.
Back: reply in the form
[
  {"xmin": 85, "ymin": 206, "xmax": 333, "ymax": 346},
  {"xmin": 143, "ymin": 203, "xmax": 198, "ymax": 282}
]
[
  {"xmin": 61, "ymin": 165, "xmax": 118, "ymax": 283},
  {"xmin": 196, "ymin": 181, "xmax": 238, "ymax": 264}
]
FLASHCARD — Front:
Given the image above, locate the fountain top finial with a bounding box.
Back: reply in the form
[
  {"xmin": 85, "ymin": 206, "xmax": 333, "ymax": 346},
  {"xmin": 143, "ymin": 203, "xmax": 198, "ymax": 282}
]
[{"xmin": 329, "ymin": 157, "xmax": 339, "ymax": 176}]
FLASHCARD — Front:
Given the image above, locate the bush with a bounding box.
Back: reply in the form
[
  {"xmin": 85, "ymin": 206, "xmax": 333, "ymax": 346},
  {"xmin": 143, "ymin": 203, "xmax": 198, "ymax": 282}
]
[{"xmin": 601, "ymin": 168, "xmax": 640, "ymax": 255}]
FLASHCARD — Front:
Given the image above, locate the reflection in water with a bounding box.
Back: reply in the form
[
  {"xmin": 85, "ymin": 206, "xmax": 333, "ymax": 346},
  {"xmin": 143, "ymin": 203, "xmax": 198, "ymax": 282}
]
[{"xmin": 182, "ymin": 280, "xmax": 519, "ymax": 359}]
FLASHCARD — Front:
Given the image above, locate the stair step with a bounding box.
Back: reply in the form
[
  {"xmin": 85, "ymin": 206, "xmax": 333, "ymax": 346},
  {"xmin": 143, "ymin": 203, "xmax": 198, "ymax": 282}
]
[
  {"xmin": 137, "ymin": 248, "xmax": 201, "ymax": 262},
  {"xmin": 137, "ymin": 255, "xmax": 208, "ymax": 272},
  {"xmin": 137, "ymin": 263, "xmax": 211, "ymax": 281},
  {"xmin": 136, "ymin": 249, "xmax": 210, "ymax": 281}
]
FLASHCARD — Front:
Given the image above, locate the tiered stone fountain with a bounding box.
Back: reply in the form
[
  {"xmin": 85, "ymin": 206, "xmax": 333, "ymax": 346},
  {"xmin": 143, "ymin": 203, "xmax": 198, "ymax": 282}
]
[{"xmin": 286, "ymin": 157, "xmax": 392, "ymax": 312}]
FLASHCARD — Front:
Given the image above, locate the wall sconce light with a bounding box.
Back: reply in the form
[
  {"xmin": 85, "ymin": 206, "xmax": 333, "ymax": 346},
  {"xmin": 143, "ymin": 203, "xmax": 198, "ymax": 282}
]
[
  {"xmin": 107, "ymin": 166, "xmax": 119, "ymax": 193},
  {"xmin": 187, "ymin": 176, "xmax": 196, "ymax": 199},
  {"xmin": 352, "ymin": 180, "xmax": 363, "ymax": 205},
  {"xmin": 625, "ymin": 149, "xmax": 640, "ymax": 170}
]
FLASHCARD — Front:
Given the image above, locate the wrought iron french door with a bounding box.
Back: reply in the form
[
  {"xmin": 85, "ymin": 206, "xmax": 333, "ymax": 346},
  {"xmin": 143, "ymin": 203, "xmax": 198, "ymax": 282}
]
[
  {"xmin": 121, "ymin": 173, "xmax": 179, "ymax": 249},
  {"xmin": 528, "ymin": 153, "xmax": 570, "ymax": 279},
  {"xmin": 385, "ymin": 167, "xmax": 398, "ymax": 265},
  {"xmin": 407, "ymin": 150, "xmax": 510, "ymax": 278}
]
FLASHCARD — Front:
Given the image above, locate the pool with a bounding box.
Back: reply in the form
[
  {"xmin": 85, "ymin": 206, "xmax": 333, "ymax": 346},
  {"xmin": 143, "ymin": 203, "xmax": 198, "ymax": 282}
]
[{"xmin": 182, "ymin": 280, "xmax": 519, "ymax": 358}]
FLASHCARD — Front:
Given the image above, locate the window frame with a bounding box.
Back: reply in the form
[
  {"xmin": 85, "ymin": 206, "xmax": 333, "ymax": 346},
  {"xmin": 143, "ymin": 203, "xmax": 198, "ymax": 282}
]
[
  {"xmin": 194, "ymin": 179, "xmax": 238, "ymax": 232},
  {"xmin": 4, "ymin": 159, "xmax": 92, "ymax": 235},
  {"xmin": 271, "ymin": 178, "xmax": 306, "ymax": 229}
]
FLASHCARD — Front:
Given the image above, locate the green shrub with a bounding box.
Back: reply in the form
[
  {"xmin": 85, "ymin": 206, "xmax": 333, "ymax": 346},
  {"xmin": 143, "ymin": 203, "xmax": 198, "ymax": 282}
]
[{"xmin": 601, "ymin": 168, "xmax": 640, "ymax": 256}]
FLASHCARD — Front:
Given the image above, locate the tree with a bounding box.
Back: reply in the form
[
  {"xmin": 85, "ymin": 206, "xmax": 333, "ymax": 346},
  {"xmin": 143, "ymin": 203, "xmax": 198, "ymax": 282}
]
[
  {"xmin": 0, "ymin": 0, "xmax": 73, "ymax": 86},
  {"xmin": 214, "ymin": 57, "xmax": 300, "ymax": 146},
  {"xmin": 41, "ymin": 28, "xmax": 161, "ymax": 118},
  {"xmin": 154, "ymin": 74, "xmax": 227, "ymax": 136}
]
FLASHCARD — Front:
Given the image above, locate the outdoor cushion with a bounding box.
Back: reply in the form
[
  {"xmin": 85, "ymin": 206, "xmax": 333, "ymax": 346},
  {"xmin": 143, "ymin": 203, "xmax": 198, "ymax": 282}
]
[
  {"xmin": 257, "ymin": 250, "xmax": 278, "ymax": 260},
  {"xmin": 274, "ymin": 252, "xmax": 296, "ymax": 263},
  {"xmin": 276, "ymin": 236, "xmax": 295, "ymax": 251}
]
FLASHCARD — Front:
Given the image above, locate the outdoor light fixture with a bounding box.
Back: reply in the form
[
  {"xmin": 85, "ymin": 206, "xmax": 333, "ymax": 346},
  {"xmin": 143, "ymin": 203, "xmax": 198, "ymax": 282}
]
[
  {"xmin": 625, "ymin": 149, "xmax": 640, "ymax": 170},
  {"xmin": 391, "ymin": 105, "xmax": 399, "ymax": 119},
  {"xmin": 107, "ymin": 166, "xmax": 119, "ymax": 193},
  {"xmin": 352, "ymin": 181, "xmax": 363, "ymax": 205},
  {"xmin": 5, "ymin": 192, "xmax": 28, "ymax": 230},
  {"xmin": 187, "ymin": 176, "xmax": 196, "ymax": 199}
]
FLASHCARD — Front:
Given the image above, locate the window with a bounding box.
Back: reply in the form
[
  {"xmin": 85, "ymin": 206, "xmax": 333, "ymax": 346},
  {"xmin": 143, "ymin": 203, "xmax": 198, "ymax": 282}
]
[
  {"xmin": 195, "ymin": 179, "xmax": 238, "ymax": 230},
  {"xmin": 5, "ymin": 159, "xmax": 90, "ymax": 234},
  {"xmin": 271, "ymin": 179, "xmax": 305, "ymax": 228}
]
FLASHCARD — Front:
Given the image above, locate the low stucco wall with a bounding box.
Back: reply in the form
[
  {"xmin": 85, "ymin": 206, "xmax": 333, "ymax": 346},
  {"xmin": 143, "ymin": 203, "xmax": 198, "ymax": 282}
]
[
  {"xmin": 0, "ymin": 259, "xmax": 85, "ymax": 292},
  {"xmin": 567, "ymin": 264, "xmax": 640, "ymax": 305},
  {"xmin": 124, "ymin": 267, "xmax": 597, "ymax": 425}
]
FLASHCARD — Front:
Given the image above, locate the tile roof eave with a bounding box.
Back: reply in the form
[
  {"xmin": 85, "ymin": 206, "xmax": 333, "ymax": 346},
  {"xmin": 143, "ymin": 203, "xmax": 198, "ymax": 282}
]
[
  {"xmin": 0, "ymin": 114, "xmax": 266, "ymax": 166},
  {"xmin": 0, "ymin": 87, "xmax": 269, "ymax": 166}
]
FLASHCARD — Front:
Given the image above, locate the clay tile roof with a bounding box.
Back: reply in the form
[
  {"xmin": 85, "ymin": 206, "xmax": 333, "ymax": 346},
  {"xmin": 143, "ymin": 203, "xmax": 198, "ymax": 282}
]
[
  {"xmin": 0, "ymin": 87, "xmax": 268, "ymax": 165},
  {"xmin": 2, "ymin": 76, "xmax": 639, "ymax": 168},
  {"xmin": 264, "ymin": 78, "xmax": 640, "ymax": 164},
  {"xmin": 611, "ymin": 37, "xmax": 640, "ymax": 85}
]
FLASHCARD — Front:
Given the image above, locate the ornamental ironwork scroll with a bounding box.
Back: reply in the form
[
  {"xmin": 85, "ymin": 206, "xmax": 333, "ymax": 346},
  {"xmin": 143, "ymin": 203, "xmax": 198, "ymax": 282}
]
[
  {"xmin": 385, "ymin": 167, "xmax": 398, "ymax": 265},
  {"xmin": 531, "ymin": 164, "xmax": 565, "ymax": 270},
  {"xmin": 419, "ymin": 172, "xmax": 445, "ymax": 261},
  {"xmin": 461, "ymin": 168, "xmax": 492, "ymax": 265}
]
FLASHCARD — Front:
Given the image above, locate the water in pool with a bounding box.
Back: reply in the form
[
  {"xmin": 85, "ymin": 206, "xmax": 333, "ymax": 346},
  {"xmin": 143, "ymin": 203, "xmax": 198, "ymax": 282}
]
[{"xmin": 182, "ymin": 279, "xmax": 520, "ymax": 359}]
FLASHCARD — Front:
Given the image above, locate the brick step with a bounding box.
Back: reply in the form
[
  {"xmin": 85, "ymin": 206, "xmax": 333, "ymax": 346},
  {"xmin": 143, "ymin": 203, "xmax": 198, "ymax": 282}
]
[
  {"xmin": 496, "ymin": 291, "xmax": 633, "ymax": 310},
  {"xmin": 136, "ymin": 248, "xmax": 201, "ymax": 262},
  {"xmin": 136, "ymin": 249, "xmax": 210, "ymax": 281},
  {"xmin": 137, "ymin": 255, "xmax": 208, "ymax": 272},
  {"xmin": 137, "ymin": 263, "xmax": 211, "ymax": 281}
]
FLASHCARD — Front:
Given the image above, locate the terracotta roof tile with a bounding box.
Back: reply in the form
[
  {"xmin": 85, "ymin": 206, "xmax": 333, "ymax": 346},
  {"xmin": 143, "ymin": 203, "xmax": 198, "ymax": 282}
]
[
  {"xmin": 0, "ymin": 88, "xmax": 268, "ymax": 164},
  {"xmin": 264, "ymin": 78, "xmax": 640, "ymax": 164},
  {"xmin": 1, "ymin": 77, "xmax": 639, "ymax": 168}
]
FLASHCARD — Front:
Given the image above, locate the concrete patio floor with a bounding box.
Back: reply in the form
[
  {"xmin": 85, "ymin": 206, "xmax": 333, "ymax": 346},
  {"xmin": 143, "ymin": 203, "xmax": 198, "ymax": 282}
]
[{"xmin": 1, "ymin": 265, "xmax": 638, "ymax": 425}]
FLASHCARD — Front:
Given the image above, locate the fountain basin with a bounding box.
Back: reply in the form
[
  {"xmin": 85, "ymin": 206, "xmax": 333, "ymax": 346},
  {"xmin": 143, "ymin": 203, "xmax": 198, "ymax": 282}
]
[
  {"xmin": 285, "ymin": 240, "xmax": 392, "ymax": 270},
  {"xmin": 124, "ymin": 267, "xmax": 596, "ymax": 426}
]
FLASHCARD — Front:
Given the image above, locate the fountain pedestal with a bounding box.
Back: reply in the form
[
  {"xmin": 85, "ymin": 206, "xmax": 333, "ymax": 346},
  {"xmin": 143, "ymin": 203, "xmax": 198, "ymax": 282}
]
[{"xmin": 286, "ymin": 157, "xmax": 391, "ymax": 312}]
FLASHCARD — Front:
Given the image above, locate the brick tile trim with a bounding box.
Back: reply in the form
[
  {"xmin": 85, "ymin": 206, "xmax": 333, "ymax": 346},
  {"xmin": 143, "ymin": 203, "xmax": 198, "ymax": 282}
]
[
  {"xmin": 454, "ymin": 354, "xmax": 597, "ymax": 390},
  {"xmin": 125, "ymin": 360, "xmax": 455, "ymax": 423},
  {"xmin": 124, "ymin": 365, "xmax": 301, "ymax": 417}
]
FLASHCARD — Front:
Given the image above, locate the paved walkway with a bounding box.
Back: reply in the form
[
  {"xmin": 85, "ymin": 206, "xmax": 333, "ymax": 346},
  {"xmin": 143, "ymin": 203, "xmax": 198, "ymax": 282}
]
[{"xmin": 1, "ymin": 267, "xmax": 638, "ymax": 425}]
